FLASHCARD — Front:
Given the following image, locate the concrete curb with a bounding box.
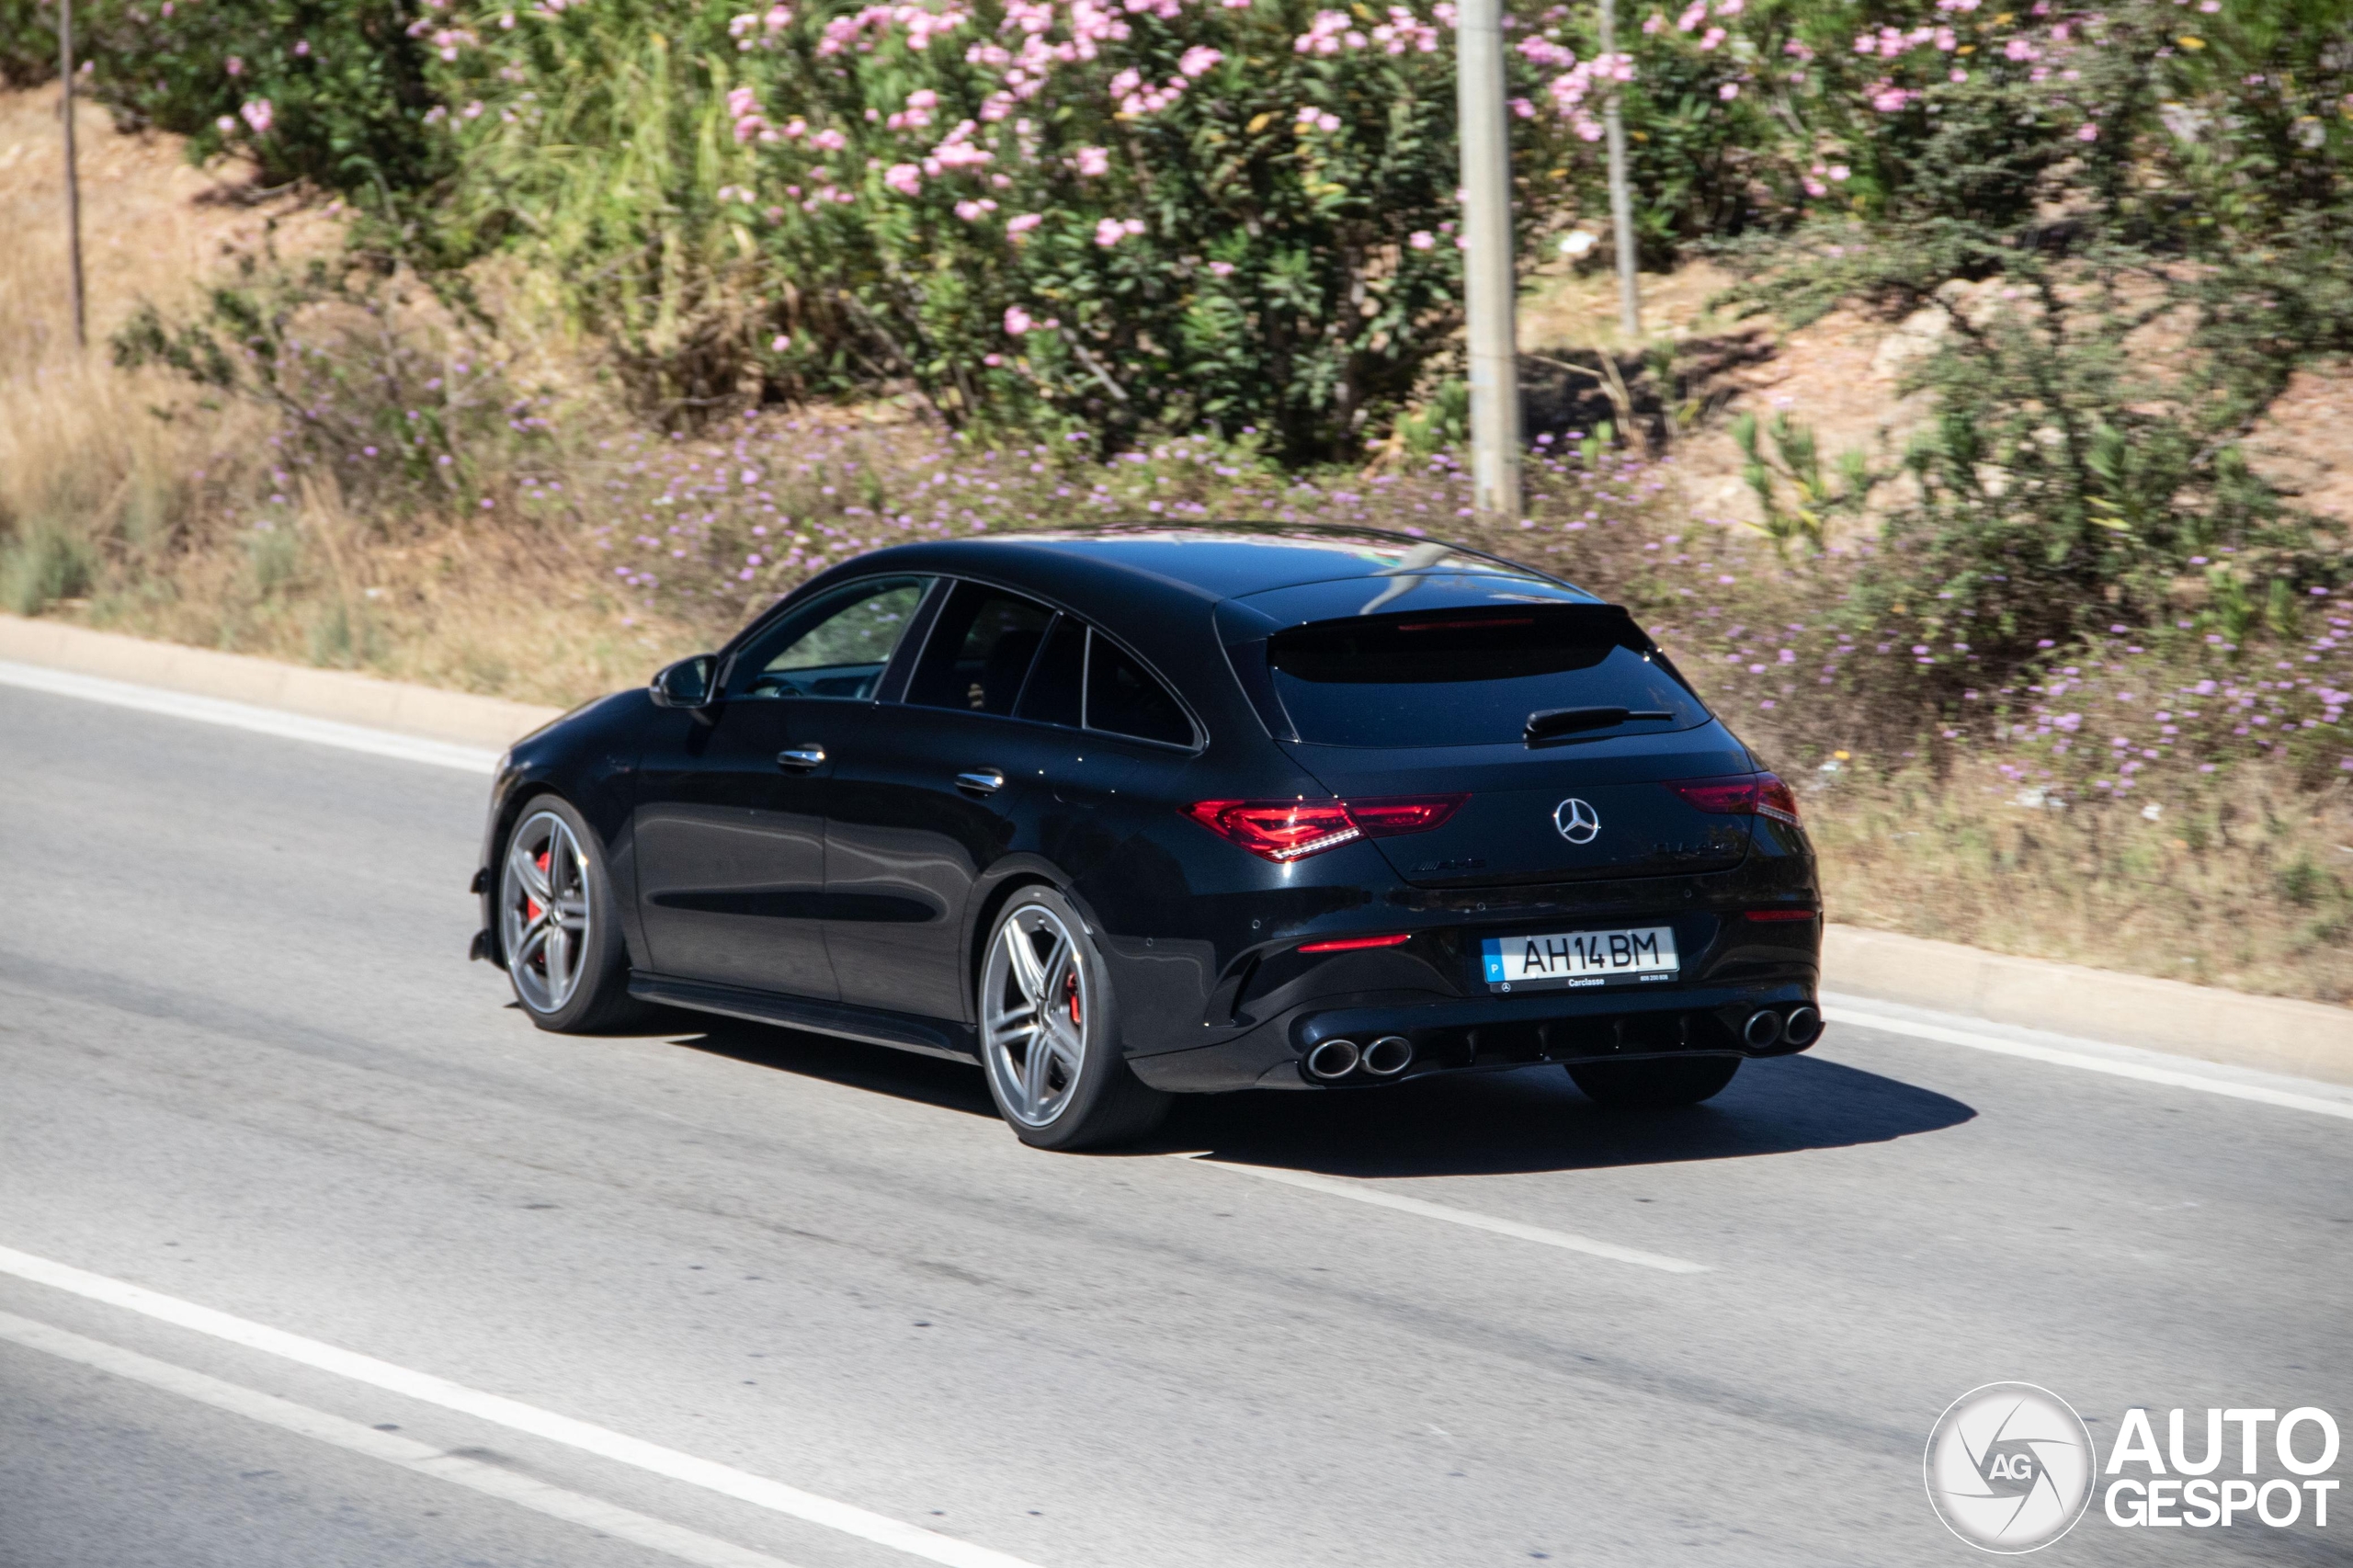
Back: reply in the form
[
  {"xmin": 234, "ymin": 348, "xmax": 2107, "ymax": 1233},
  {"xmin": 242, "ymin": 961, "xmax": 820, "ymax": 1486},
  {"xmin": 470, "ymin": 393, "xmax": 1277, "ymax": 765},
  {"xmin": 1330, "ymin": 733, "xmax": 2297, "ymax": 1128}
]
[
  {"xmin": 6, "ymin": 613, "xmax": 2348, "ymax": 1086},
  {"xmin": 0, "ymin": 615, "xmax": 564, "ymax": 752},
  {"xmin": 1824, "ymin": 926, "xmax": 2353, "ymax": 1087}
]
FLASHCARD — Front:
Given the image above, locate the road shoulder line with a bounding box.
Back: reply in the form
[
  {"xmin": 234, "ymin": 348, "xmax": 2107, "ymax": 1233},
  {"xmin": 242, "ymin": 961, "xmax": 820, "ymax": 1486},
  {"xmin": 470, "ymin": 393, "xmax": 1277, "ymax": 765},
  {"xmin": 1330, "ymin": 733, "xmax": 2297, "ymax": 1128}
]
[
  {"xmin": 1822, "ymin": 995, "xmax": 2353, "ymax": 1122},
  {"xmin": 0, "ymin": 660, "xmax": 502, "ymax": 774},
  {"xmin": 1176, "ymin": 1155, "xmax": 1711, "ymax": 1273},
  {"xmin": 0, "ymin": 1244, "xmax": 1049, "ymax": 1568},
  {"xmin": 0, "ymin": 1309, "xmax": 806, "ymax": 1568}
]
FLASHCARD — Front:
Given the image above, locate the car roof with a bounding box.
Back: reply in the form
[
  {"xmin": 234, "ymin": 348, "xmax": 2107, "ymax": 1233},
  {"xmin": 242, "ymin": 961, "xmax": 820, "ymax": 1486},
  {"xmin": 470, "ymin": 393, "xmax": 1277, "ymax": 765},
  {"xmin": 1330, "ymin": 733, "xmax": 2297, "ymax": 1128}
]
[{"xmin": 846, "ymin": 525, "xmax": 1597, "ymax": 607}]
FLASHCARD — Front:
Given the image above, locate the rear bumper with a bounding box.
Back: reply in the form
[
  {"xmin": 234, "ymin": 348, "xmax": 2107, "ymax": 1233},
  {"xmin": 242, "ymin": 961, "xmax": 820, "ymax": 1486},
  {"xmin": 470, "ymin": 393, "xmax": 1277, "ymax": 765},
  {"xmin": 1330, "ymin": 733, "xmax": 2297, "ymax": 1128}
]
[{"xmin": 1126, "ymin": 977, "xmax": 1818, "ymax": 1093}]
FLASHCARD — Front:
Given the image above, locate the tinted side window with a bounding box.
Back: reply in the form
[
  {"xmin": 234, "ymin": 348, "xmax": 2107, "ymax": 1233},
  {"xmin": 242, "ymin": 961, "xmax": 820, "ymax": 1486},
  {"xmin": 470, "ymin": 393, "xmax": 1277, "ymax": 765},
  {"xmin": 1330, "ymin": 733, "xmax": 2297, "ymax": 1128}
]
[
  {"xmin": 730, "ymin": 576, "xmax": 928, "ymax": 699},
  {"xmin": 905, "ymin": 583, "xmax": 1054, "ymax": 716},
  {"xmin": 1015, "ymin": 615, "xmax": 1086, "ymax": 728},
  {"xmin": 1086, "ymin": 635, "xmax": 1192, "ymax": 746}
]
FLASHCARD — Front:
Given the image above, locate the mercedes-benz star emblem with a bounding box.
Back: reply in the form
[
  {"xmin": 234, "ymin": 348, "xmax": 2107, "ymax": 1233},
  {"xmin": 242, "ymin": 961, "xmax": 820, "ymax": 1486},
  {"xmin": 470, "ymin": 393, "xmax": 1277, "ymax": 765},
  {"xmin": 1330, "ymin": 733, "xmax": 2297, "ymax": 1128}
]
[{"xmin": 1552, "ymin": 798, "xmax": 1601, "ymax": 845}]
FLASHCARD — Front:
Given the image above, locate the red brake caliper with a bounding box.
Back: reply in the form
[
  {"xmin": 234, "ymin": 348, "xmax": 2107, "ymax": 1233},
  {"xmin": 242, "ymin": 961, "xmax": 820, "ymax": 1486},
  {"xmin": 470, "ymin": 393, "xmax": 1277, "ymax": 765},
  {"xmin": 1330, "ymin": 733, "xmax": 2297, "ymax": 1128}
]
[
  {"xmin": 1065, "ymin": 971, "xmax": 1082, "ymax": 1028},
  {"xmin": 525, "ymin": 848, "xmax": 550, "ymax": 927}
]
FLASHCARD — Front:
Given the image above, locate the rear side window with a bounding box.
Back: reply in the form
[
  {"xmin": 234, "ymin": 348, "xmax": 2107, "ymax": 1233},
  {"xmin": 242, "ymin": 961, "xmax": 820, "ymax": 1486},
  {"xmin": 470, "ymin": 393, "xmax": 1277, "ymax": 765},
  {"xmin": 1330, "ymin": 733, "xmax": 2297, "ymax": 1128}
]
[
  {"xmin": 906, "ymin": 583, "xmax": 1054, "ymax": 715},
  {"xmin": 1266, "ymin": 606, "xmax": 1707, "ymax": 747},
  {"xmin": 1086, "ymin": 636, "xmax": 1193, "ymax": 746}
]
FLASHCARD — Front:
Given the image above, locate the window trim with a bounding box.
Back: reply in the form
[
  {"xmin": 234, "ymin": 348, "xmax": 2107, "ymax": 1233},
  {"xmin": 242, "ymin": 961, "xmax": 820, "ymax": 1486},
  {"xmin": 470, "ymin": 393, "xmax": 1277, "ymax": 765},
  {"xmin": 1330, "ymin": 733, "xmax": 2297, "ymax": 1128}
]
[
  {"xmin": 716, "ymin": 573, "xmax": 937, "ymax": 703},
  {"xmin": 888, "ymin": 574, "xmax": 1206, "ymax": 752}
]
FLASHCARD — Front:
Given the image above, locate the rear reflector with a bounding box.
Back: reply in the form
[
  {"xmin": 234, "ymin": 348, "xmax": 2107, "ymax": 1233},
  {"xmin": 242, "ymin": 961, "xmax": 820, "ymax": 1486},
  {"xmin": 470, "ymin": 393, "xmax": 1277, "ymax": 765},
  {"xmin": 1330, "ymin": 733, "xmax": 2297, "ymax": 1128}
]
[
  {"xmin": 1298, "ymin": 932, "xmax": 1413, "ymax": 953},
  {"xmin": 1183, "ymin": 794, "xmax": 1469, "ymax": 863},
  {"xmin": 1667, "ymin": 771, "xmax": 1802, "ymax": 826},
  {"xmin": 1742, "ymin": 908, "xmax": 1818, "ymax": 923}
]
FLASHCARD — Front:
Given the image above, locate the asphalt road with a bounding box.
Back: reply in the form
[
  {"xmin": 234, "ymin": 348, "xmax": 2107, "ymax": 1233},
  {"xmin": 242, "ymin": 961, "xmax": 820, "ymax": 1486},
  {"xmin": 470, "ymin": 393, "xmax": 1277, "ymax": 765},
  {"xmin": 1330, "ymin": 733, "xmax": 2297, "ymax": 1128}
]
[{"xmin": 2, "ymin": 680, "xmax": 2348, "ymax": 1568}]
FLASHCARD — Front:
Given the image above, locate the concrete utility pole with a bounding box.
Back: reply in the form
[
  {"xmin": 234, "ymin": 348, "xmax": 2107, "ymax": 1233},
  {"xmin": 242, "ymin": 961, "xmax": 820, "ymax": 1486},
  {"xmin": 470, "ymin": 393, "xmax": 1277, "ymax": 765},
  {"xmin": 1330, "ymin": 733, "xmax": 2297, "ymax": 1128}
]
[
  {"xmin": 1454, "ymin": 0, "xmax": 1522, "ymax": 521},
  {"xmin": 1598, "ymin": 0, "xmax": 1640, "ymax": 340},
  {"xmin": 59, "ymin": 0, "xmax": 86, "ymax": 350}
]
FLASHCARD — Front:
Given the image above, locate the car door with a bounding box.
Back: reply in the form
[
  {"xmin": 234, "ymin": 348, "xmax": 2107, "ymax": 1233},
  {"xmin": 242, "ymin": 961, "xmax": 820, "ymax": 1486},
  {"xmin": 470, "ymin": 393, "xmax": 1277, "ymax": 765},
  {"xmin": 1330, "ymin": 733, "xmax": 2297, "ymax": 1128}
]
[
  {"xmin": 633, "ymin": 574, "xmax": 932, "ymax": 998},
  {"xmin": 820, "ymin": 582, "xmax": 1074, "ymax": 1021}
]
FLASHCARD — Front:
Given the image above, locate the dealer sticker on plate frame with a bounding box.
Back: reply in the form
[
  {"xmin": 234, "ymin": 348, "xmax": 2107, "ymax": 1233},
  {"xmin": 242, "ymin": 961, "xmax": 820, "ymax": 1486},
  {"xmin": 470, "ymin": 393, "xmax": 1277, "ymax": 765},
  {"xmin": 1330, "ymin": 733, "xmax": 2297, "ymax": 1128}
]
[{"xmin": 1479, "ymin": 926, "xmax": 1679, "ymax": 992}]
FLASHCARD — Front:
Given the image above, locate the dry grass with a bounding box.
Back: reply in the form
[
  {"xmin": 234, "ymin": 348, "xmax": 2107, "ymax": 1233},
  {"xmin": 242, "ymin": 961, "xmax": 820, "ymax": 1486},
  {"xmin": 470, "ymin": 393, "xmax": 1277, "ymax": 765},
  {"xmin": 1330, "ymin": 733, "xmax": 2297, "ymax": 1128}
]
[
  {"xmin": 0, "ymin": 85, "xmax": 672, "ymax": 705},
  {"xmin": 1809, "ymin": 761, "xmax": 2353, "ymax": 1003}
]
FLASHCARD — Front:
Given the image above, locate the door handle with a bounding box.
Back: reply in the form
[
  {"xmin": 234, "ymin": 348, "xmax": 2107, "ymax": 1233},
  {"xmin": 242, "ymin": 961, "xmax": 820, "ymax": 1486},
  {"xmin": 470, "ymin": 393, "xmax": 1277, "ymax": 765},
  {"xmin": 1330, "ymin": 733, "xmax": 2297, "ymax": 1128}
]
[
  {"xmin": 955, "ymin": 768, "xmax": 1006, "ymax": 795},
  {"xmin": 777, "ymin": 745, "xmax": 826, "ymax": 771}
]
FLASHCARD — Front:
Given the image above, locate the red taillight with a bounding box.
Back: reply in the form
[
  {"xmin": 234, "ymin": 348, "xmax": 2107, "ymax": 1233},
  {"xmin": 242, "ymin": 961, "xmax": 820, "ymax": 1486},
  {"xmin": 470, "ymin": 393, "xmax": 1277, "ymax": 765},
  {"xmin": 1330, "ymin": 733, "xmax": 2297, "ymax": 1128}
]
[
  {"xmin": 1346, "ymin": 795, "xmax": 1469, "ymax": 835},
  {"xmin": 1743, "ymin": 908, "xmax": 1818, "ymax": 923},
  {"xmin": 1668, "ymin": 772, "xmax": 1801, "ymax": 826},
  {"xmin": 1183, "ymin": 794, "xmax": 1469, "ymax": 863},
  {"xmin": 1298, "ymin": 932, "xmax": 1413, "ymax": 953}
]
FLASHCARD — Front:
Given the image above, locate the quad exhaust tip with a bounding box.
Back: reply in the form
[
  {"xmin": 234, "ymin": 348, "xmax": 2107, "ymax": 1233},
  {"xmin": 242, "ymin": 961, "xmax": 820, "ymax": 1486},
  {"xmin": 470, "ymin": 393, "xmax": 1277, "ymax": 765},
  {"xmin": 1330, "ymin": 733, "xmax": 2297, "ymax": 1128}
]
[
  {"xmin": 1305, "ymin": 1039, "xmax": 1361, "ymax": 1081},
  {"xmin": 1360, "ymin": 1035, "xmax": 1414, "ymax": 1077},
  {"xmin": 1781, "ymin": 1005, "xmax": 1823, "ymax": 1047},
  {"xmin": 1741, "ymin": 1009, "xmax": 1784, "ymax": 1050}
]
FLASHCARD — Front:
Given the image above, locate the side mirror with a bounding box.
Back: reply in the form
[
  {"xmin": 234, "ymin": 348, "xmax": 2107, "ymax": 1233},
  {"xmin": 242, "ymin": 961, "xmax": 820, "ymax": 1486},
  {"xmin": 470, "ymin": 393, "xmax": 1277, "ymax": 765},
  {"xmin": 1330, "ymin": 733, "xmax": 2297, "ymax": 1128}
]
[{"xmin": 650, "ymin": 653, "xmax": 719, "ymax": 710}]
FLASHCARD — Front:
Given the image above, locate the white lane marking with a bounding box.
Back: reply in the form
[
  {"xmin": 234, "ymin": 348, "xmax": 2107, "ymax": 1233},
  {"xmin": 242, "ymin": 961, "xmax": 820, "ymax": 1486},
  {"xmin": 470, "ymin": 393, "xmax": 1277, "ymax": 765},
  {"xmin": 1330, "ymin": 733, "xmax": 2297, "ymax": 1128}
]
[
  {"xmin": 0, "ymin": 1310, "xmax": 805, "ymax": 1568},
  {"xmin": 0, "ymin": 660, "xmax": 500, "ymax": 774},
  {"xmin": 0, "ymin": 1245, "xmax": 1051, "ymax": 1568},
  {"xmin": 1176, "ymin": 1156, "xmax": 1710, "ymax": 1274},
  {"xmin": 1822, "ymin": 1001, "xmax": 2353, "ymax": 1123}
]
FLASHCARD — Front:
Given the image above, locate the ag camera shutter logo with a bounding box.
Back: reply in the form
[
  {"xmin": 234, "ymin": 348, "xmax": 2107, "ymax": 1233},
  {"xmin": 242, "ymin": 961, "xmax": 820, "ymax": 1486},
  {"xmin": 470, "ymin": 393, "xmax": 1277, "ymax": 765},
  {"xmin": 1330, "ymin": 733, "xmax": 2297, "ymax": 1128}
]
[{"xmin": 1924, "ymin": 1382, "xmax": 2097, "ymax": 1553}]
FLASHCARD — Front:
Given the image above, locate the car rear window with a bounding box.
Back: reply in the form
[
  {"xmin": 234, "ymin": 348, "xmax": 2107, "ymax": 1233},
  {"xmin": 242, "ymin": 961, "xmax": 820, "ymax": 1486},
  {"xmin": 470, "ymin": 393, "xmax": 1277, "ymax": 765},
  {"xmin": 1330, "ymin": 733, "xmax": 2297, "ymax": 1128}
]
[{"xmin": 1265, "ymin": 606, "xmax": 1708, "ymax": 748}]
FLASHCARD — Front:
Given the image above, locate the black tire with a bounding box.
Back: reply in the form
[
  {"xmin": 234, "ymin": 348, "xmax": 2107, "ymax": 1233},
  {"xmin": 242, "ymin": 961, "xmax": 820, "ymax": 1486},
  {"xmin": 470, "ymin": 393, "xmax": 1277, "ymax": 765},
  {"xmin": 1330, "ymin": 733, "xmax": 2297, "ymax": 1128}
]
[
  {"xmin": 495, "ymin": 793, "xmax": 647, "ymax": 1034},
  {"xmin": 977, "ymin": 886, "xmax": 1170, "ymax": 1151},
  {"xmin": 1566, "ymin": 1054, "xmax": 1743, "ymax": 1108}
]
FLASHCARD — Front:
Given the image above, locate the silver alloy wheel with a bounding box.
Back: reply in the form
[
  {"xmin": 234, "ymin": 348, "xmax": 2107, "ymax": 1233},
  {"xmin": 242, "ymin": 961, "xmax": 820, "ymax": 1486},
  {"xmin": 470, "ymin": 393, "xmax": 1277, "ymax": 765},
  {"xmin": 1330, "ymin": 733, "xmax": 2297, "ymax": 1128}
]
[
  {"xmin": 500, "ymin": 810, "xmax": 591, "ymax": 1015},
  {"xmin": 980, "ymin": 903, "xmax": 1091, "ymax": 1128}
]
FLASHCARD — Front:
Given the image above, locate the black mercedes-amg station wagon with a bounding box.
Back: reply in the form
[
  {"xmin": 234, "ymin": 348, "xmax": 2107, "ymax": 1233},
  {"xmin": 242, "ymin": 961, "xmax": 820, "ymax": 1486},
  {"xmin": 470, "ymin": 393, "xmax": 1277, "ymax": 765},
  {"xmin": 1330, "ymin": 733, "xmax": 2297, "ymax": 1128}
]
[{"xmin": 472, "ymin": 528, "xmax": 1822, "ymax": 1148}]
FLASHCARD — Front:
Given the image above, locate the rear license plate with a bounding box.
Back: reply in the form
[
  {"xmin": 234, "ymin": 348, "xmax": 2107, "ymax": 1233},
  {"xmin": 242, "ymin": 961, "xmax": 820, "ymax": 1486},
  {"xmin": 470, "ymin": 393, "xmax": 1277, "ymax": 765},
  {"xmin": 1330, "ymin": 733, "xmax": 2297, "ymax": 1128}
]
[{"xmin": 1480, "ymin": 926, "xmax": 1678, "ymax": 992}]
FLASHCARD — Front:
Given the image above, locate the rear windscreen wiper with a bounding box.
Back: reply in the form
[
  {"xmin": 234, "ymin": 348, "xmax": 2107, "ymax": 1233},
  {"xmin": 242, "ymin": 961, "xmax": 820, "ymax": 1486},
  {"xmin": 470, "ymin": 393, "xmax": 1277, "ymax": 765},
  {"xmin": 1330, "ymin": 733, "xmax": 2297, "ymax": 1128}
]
[{"xmin": 1524, "ymin": 706, "xmax": 1675, "ymax": 743}]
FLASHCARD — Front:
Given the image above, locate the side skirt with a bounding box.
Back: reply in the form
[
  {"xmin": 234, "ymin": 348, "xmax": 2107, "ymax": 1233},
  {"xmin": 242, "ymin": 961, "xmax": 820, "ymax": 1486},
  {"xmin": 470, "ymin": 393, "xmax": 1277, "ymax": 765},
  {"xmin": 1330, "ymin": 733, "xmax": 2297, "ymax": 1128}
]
[{"xmin": 627, "ymin": 972, "xmax": 979, "ymax": 1063}]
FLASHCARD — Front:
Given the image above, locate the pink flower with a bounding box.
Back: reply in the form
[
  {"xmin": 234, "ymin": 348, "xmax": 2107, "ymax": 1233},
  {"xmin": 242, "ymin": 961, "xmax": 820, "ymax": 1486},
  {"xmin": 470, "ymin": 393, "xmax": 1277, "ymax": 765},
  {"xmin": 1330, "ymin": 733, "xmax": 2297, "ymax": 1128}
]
[
  {"xmin": 1006, "ymin": 211, "xmax": 1044, "ymax": 237},
  {"xmin": 1075, "ymin": 144, "xmax": 1110, "ymax": 176},
  {"xmin": 239, "ymin": 98, "xmax": 274, "ymax": 134},
  {"xmin": 2075, "ymin": 120, "xmax": 2098, "ymax": 141},
  {"xmin": 983, "ymin": 353, "xmax": 1004, "ymax": 366},
  {"xmin": 1827, "ymin": 163, "xmax": 1850, "ymax": 180},
  {"xmin": 1407, "ymin": 230, "xmax": 1435, "ymax": 249},
  {"xmin": 771, "ymin": 335, "xmax": 791, "ymax": 350},
  {"xmin": 1208, "ymin": 259, "xmax": 1235, "ymax": 275},
  {"xmin": 1095, "ymin": 216, "xmax": 1144, "ymax": 246},
  {"xmin": 224, "ymin": 55, "xmax": 244, "ymax": 76},
  {"xmin": 1699, "ymin": 25, "xmax": 1725, "ymax": 50},
  {"xmin": 884, "ymin": 162, "xmax": 923, "ymax": 195},
  {"xmin": 1510, "ymin": 97, "xmax": 1535, "ymax": 118},
  {"xmin": 1178, "ymin": 44, "xmax": 1223, "ymax": 75},
  {"xmin": 1004, "ymin": 304, "xmax": 1032, "ymax": 335},
  {"xmin": 1718, "ymin": 80, "xmax": 1739, "ymax": 98}
]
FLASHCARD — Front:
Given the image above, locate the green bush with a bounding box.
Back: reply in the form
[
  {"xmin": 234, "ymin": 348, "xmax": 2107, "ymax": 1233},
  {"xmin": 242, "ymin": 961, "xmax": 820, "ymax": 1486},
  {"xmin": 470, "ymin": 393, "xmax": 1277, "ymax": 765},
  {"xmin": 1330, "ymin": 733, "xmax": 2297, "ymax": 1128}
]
[
  {"xmin": 423, "ymin": 0, "xmax": 1620, "ymax": 456},
  {"xmin": 0, "ymin": 0, "xmax": 52, "ymax": 87},
  {"xmin": 36, "ymin": 0, "xmax": 448, "ymax": 209}
]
